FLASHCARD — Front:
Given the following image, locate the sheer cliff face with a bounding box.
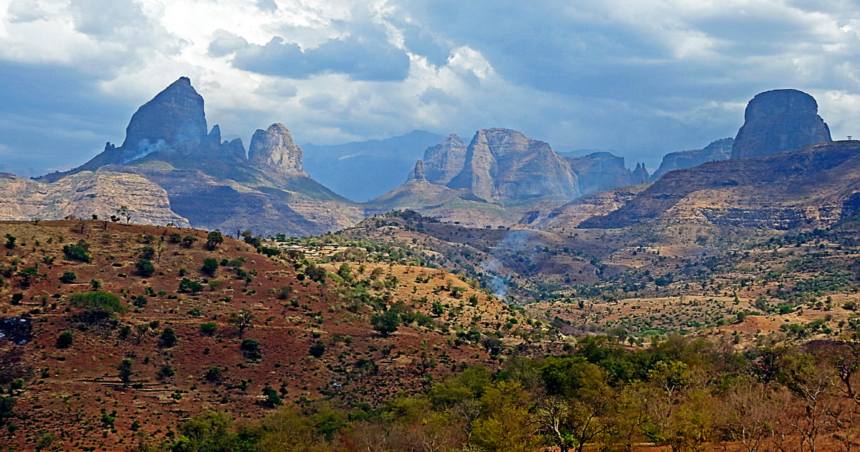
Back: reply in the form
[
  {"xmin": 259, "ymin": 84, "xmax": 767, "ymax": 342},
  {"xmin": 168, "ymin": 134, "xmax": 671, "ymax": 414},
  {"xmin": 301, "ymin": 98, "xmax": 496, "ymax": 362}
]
[
  {"xmin": 421, "ymin": 134, "xmax": 467, "ymax": 185},
  {"xmin": 650, "ymin": 138, "xmax": 733, "ymax": 181},
  {"xmin": 565, "ymin": 152, "xmax": 648, "ymax": 195},
  {"xmin": 731, "ymin": 89, "xmax": 832, "ymax": 160},
  {"xmin": 446, "ymin": 129, "xmax": 580, "ymax": 203},
  {"xmin": 248, "ymin": 123, "xmax": 304, "ymax": 174},
  {"xmin": 121, "ymin": 77, "xmax": 208, "ymax": 157}
]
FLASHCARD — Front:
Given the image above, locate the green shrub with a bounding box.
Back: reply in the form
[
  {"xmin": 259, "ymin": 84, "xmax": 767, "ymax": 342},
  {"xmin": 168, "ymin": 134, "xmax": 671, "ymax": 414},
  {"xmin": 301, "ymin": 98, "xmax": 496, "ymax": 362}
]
[
  {"xmin": 159, "ymin": 328, "xmax": 178, "ymax": 348},
  {"xmin": 309, "ymin": 340, "xmax": 326, "ymax": 358},
  {"xmin": 241, "ymin": 339, "xmax": 262, "ymax": 361},
  {"xmin": 200, "ymin": 322, "xmax": 217, "ymax": 335},
  {"xmin": 69, "ymin": 291, "xmax": 127, "ymax": 324},
  {"xmin": 63, "ymin": 241, "xmax": 92, "ymax": 263},
  {"xmin": 135, "ymin": 259, "xmax": 155, "ymax": 277},
  {"xmin": 59, "ymin": 271, "xmax": 77, "ymax": 283},
  {"xmin": 11, "ymin": 293, "xmax": 23, "ymax": 305},
  {"xmin": 57, "ymin": 331, "xmax": 74, "ymax": 348},
  {"xmin": 178, "ymin": 278, "xmax": 204, "ymax": 294},
  {"xmin": 202, "ymin": 258, "xmax": 219, "ymax": 276}
]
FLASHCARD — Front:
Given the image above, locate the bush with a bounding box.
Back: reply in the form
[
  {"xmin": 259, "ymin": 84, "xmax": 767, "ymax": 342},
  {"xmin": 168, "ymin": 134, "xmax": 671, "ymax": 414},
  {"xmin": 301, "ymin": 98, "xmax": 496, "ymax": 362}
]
[
  {"xmin": 371, "ymin": 309, "xmax": 401, "ymax": 337},
  {"xmin": 202, "ymin": 258, "xmax": 219, "ymax": 276},
  {"xmin": 157, "ymin": 365, "xmax": 175, "ymax": 380},
  {"xmin": 179, "ymin": 278, "xmax": 204, "ymax": 294},
  {"xmin": 139, "ymin": 246, "xmax": 156, "ymax": 259},
  {"xmin": 169, "ymin": 232, "xmax": 182, "ymax": 243},
  {"xmin": 63, "ymin": 241, "xmax": 92, "ymax": 263},
  {"xmin": 11, "ymin": 293, "xmax": 23, "ymax": 305},
  {"xmin": 57, "ymin": 331, "xmax": 74, "ymax": 348},
  {"xmin": 261, "ymin": 386, "xmax": 281, "ymax": 407},
  {"xmin": 181, "ymin": 236, "xmax": 198, "ymax": 248},
  {"xmin": 59, "ymin": 271, "xmax": 77, "ymax": 283},
  {"xmin": 70, "ymin": 291, "xmax": 127, "ymax": 324},
  {"xmin": 241, "ymin": 339, "xmax": 262, "ymax": 361},
  {"xmin": 159, "ymin": 327, "xmax": 178, "ymax": 348},
  {"xmin": 204, "ymin": 366, "xmax": 222, "ymax": 382},
  {"xmin": 205, "ymin": 230, "xmax": 224, "ymax": 250},
  {"xmin": 135, "ymin": 259, "xmax": 155, "ymax": 277},
  {"xmin": 309, "ymin": 340, "xmax": 326, "ymax": 358},
  {"xmin": 133, "ymin": 295, "xmax": 148, "ymax": 308},
  {"xmin": 200, "ymin": 322, "xmax": 217, "ymax": 335},
  {"xmin": 276, "ymin": 285, "xmax": 293, "ymax": 300}
]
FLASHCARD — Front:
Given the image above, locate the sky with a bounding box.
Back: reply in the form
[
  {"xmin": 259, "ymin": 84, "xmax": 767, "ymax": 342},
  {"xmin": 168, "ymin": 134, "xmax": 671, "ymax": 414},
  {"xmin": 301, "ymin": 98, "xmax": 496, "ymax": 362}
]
[{"xmin": 2, "ymin": 0, "xmax": 860, "ymax": 176}]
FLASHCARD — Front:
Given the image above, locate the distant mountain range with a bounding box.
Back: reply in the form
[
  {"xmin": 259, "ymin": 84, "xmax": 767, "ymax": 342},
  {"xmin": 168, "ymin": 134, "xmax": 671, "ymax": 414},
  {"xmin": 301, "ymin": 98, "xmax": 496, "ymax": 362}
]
[{"xmin": 0, "ymin": 80, "xmax": 840, "ymax": 237}]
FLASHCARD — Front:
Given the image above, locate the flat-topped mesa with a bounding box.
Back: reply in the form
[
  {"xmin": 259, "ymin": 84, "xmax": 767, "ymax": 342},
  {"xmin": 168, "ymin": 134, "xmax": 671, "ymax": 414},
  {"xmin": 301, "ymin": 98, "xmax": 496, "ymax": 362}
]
[
  {"xmin": 248, "ymin": 123, "xmax": 303, "ymax": 174},
  {"xmin": 731, "ymin": 89, "xmax": 832, "ymax": 160},
  {"xmin": 447, "ymin": 128, "xmax": 580, "ymax": 202},
  {"xmin": 422, "ymin": 133, "xmax": 466, "ymax": 185},
  {"xmin": 122, "ymin": 77, "xmax": 208, "ymax": 156}
]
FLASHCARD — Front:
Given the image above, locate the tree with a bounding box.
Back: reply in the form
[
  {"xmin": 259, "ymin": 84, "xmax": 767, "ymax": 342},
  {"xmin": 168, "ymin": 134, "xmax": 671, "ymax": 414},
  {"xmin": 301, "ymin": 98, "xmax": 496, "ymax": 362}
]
[
  {"xmin": 371, "ymin": 309, "xmax": 401, "ymax": 337},
  {"xmin": 70, "ymin": 291, "xmax": 127, "ymax": 324},
  {"xmin": 118, "ymin": 358, "xmax": 133, "ymax": 387},
  {"xmin": 135, "ymin": 258, "xmax": 155, "ymax": 277},
  {"xmin": 63, "ymin": 240, "xmax": 92, "ymax": 262},
  {"xmin": 206, "ymin": 230, "xmax": 224, "ymax": 250},
  {"xmin": 160, "ymin": 327, "xmax": 178, "ymax": 347},
  {"xmin": 200, "ymin": 322, "xmax": 217, "ymax": 336},
  {"xmin": 59, "ymin": 271, "xmax": 77, "ymax": 283},
  {"xmin": 4, "ymin": 233, "xmax": 15, "ymax": 249},
  {"xmin": 179, "ymin": 278, "xmax": 204, "ymax": 294},
  {"xmin": 261, "ymin": 386, "xmax": 282, "ymax": 407},
  {"xmin": 309, "ymin": 340, "xmax": 326, "ymax": 358},
  {"xmin": 116, "ymin": 205, "xmax": 132, "ymax": 224},
  {"xmin": 181, "ymin": 235, "xmax": 198, "ymax": 248},
  {"xmin": 230, "ymin": 309, "xmax": 255, "ymax": 338},
  {"xmin": 202, "ymin": 258, "xmax": 219, "ymax": 276}
]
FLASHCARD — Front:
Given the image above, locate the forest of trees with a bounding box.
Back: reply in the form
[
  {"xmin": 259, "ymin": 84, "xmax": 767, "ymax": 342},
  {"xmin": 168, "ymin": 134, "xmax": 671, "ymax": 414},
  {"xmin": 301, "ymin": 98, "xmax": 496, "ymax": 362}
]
[{"xmin": 152, "ymin": 333, "xmax": 860, "ymax": 452}]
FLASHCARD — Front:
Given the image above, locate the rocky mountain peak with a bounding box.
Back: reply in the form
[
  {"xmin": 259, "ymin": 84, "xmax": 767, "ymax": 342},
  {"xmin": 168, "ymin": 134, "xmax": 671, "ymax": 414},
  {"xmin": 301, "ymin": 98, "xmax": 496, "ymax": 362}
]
[
  {"xmin": 422, "ymin": 133, "xmax": 467, "ymax": 185},
  {"xmin": 650, "ymin": 138, "xmax": 734, "ymax": 182},
  {"xmin": 121, "ymin": 77, "xmax": 208, "ymax": 156},
  {"xmin": 248, "ymin": 123, "xmax": 303, "ymax": 174},
  {"xmin": 447, "ymin": 128, "xmax": 580, "ymax": 203},
  {"xmin": 731, "ymin": 89, "xmax": 831, "ymax": 159}
]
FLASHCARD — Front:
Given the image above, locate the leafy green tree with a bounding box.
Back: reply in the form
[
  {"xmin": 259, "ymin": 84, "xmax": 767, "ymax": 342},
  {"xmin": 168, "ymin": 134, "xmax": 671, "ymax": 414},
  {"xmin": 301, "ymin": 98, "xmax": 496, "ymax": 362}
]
[
  {"xmin": 309, "ymin": 340, "xmax": 326, "ymax": 358},
  {"xmin": 169, "ymin": 232, "xmax": 182, "ymax": 243},
  {"xmin": 200, "ymin": 322, "xmax": 217, "ymax": 336},
  {"xmin": 59, "ymin": 271, "xmax": 77, "ymax": 283},
  {"xmin": 205, "ymin": 230, "xmax": 224, "ymax": 250},
  {"xmin": 202, "ymin": 258, "xmax": 219, "ymax": 276},
  {"xmin": 4, "ymin": 233, "xmax": 15, "ymax": 249},
  {"xmin": 135, "ymin": 258, "xmax": 155, "ymax": 277},
  {"xmin": 371, "ymin": 309, "xmax": 401, "ymax": 337},
  {"xmin": 139, "ymin": 246, "xmax": 156, "ymax": 259},
  {"xmin": 63, "ymin": 241, "xmax": 92, "ymax": 262},
  {"xmin": 70, "ymin": 291, "xmax": 127, "ymax": 324},
  {"xmin": 241, "ymin": 339, "xmax": 262, "ymax": 361},
  {"xmin": 181, "ymin": 236, "xmax": 198, "ymax": 248},
  {"xmin": 261, "ymin": 386, "xmax": 282, "ymax": 407},
  {"xmin": 160, "ymin": 327, "xmax": 178, "ymax": 348}
]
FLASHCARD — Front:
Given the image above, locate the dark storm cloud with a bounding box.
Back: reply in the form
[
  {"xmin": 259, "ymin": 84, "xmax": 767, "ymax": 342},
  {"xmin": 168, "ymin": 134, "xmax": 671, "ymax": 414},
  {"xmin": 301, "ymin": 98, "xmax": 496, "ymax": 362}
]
[{"xmin": 232, "ymin": 35, "xmax": 411, "ymax": 82}]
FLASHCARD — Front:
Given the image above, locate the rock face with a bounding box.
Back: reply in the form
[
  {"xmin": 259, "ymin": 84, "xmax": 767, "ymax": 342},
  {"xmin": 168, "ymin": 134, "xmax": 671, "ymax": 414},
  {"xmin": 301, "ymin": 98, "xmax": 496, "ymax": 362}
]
[
  {"xmin": 650, "ymin": 138, "xmax": 733, "ymax": 181},
  {"xmin": 565, "ymin": 152, "xmax": 648, "ymax": 195},
  {"xmin": 731, "ymin": 89, "xmax": 831, "ymax": 160},
  {"xmin": 0, "ymin": 171, "xmax": 190, "ymax": 227},
  {"xmin": 446, "ymin": 129, "xmax": 580, "ymax": 203},
  {"xmin": 408, "ymin": 160, "xmax": 426, "ymax": 181},
  {"xmin": 248, "ymin": 123, "xmax": 304, "ymax": 174},
  {"xmin": 422, "ymin": 134, "xmax": 467, "ymax": 185},
  {"xmin": 121, "ymin": 76, "xmax": 209, "ymax": 158}
]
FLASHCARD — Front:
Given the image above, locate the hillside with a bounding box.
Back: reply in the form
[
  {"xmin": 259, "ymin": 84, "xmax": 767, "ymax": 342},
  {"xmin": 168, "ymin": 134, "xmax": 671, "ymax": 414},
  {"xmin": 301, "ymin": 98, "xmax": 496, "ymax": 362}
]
[{"xmin": 0, "ymin": 220, "xmax": 547, "ymax": 450}]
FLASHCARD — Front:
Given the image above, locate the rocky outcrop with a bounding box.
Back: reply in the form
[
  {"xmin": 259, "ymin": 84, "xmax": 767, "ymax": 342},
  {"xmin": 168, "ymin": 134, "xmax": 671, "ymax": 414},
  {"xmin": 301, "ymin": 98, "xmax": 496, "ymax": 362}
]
[
  {"xmin": 0, "ymin": 171, "xmax": 190, "ymax": 226},
  {"xmin": 650, "ymin": 138, "xmax": 733, "ymax": 181},
  {"xmin": 422, "ymin": 134, "xmax": 467, "ymax": 185},
  {"xmin": 446, "ymin": 129, "xmax": 580, "ymax": 203},
  {"xmin": 731, "ymin": 89, "xmax": 831, "ymax": 160},
  {"xmin": 408, "ymin": 160, "xmax": 426, "ymax": 181},
  {"xmin": 565, "ymin": 152, "xmax": 648, "ymax": 195},
  {"xmin": 523, "ymin": 184, "xmax": 649, "ymax": 230},
  {"xmin": 249, "ymin": 123, "xmax": 304, "ymax": 174}
]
